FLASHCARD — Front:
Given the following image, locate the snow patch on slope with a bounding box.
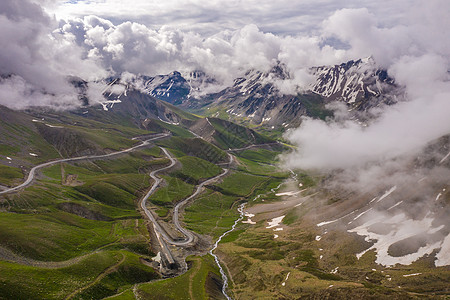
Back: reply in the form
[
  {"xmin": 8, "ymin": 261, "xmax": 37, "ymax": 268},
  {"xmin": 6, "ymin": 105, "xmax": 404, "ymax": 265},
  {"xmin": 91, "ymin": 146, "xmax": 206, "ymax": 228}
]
[{"xmin": 349, "ymin": 212, "xmax": 447, "ymax": 267}]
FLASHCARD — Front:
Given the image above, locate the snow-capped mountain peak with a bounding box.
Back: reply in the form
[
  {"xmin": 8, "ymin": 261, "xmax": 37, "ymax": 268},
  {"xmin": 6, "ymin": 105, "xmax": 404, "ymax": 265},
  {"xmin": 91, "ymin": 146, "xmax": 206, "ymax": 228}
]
[
  {"xmin": 90, "ymin": 57, "xmax": 403, "ymax": 127},
  {"xmin": 138, "ymin": 71, "xmax": 190, "ymax": 105},
  {"xmin": 310, "ymin": 57, "xmax": 397, "ymax": 107}
]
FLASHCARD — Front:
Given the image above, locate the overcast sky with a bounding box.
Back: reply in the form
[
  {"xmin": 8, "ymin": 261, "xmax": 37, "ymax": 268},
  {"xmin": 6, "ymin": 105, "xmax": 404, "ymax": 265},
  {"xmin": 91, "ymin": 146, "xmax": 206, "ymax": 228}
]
[
  {"xmin": 49, "ymin": 0, "xmax": 412, "ymax": 36},
  {"xmin": 0, "ymin": 0, "xmax": 448, "ymax": 114}
]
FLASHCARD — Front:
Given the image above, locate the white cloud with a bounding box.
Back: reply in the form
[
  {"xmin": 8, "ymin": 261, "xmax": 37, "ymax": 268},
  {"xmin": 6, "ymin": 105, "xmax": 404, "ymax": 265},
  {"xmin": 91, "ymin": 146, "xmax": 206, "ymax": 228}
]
[
  {"xmin": 0, "ymin": 0, "xmax": 107, "ymax": 109},
  {"xmin": 1, "ymin": 0, "xmax": 448, "ymax": 114},
  {"xmin": 50, "ymin": 0, "xmax": 414, "ymax": 36},
  {"xmin": 55, "ymin": 17, "xmax": 348, "ymax": 90},
  {"xmin": 282, "ymin": 2, "xmax": 450, "ymax": 174}
]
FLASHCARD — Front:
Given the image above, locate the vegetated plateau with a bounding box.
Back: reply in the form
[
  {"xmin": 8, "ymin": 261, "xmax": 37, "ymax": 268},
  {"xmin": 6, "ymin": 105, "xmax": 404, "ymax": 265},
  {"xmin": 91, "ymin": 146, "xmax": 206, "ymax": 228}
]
[{"xmin": 0, "ymin": 64, "xmax": 449, "ymax": 300}]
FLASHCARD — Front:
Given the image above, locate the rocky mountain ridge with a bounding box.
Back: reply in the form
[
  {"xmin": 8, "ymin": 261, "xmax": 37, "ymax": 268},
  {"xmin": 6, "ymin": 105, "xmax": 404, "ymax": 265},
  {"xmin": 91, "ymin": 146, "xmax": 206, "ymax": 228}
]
[{"xmin": 107, "ymin": 58, "xmax": 404, "ymax": 128}]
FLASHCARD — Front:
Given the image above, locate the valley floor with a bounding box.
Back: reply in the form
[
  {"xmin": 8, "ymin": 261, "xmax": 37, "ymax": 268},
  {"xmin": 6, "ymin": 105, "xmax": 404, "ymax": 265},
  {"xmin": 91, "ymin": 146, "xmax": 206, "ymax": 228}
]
[{"xmin": 0, "ymin": 107, "xmax": 448, "ymax": 300}]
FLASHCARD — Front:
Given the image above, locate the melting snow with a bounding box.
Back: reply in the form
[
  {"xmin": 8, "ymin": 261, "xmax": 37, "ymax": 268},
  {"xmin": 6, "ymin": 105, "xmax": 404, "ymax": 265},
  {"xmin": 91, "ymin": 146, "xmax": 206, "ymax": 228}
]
[
  {"xmin": 367, "ymin": 86, "xmax": 378, "ymax": 96},
  {"xmin": 403, "ymin": 273, "xmax": 421, "ymax": 277},
  {"xmin": 376, "ymin": 186, "xmax": 397, "ymax": 203},
  {"xmin": 152, "ymin": 252, "xmax": 161, "ymax": 263},
  {"xmin": 349, "ymin": 213, "xmax": 445, "ymax": 266},
  {"xmin": 158, "ymin": 117, "xmax": 179, "ymax": 125},
  {"xmin": 274, "ymin": 234, "xmax": 279, "ymax": 239},
  {"xmin": 29, "ymin": 153, "xmax": 38, "ymax": 157},
  {"xmin": 369, "ymin": 197, "xmax": 378, "ymax": 204},
  {"xmin": 6, "ymin": 157, "xmax": 11, "ymax": 160},
  {"xmin": 271, "ymin": 183, "xmax": 283, "ymax": 193},
  {"xmin": 315, "ymin": 235, "xmax": 322, "ymax": 241},
  {"xmin": 275, "ymin": 191, "xmax": 301, "ymax": 196},
  {"xmin": 100, "ymin": 99, "xmax": 122, "ymax": 111},
  {"xmin": 242, "ymin": 212, "xmax": 256, "ymax": 224},
  {"xmin": 435, "ymin": 193, "xmax": 442, "ymax": 201},
  {"xmin": 45, "ymin": 123, "xmax": 63, "ymax": 128},
  {"xmin": 317, "ymin": 210, "xmax": 356, "ymax": 227},
  {"xmin": 266, "ymin": 216, "xmax": 285, "ymax": 229},
  {"xmin": 439, "ymin": 151, "xmax": 450, "ymax": 164},
  {"xmin": 281, "ymin": 272, "xmax": 290, "ymax": 286},
  {"xmin": 348, "ymin": 208, "xmax": 373, "ymax": 224},
  {"xmin": 252, "ymin": 195, "xmax": 261, "ymax": 201},
  {"xmin": 166, "ymin": 81, "xmax": 174, "ymax": 92},
  {"xmin": 387, "ymin": 201, "xmax": 403, "ymax": 210},
  {"xmin": 435, "ymin": 233, "xmax": 450, "ymax": 267},
  {"xmin": 331, "ymin": 267, "xmax": 339, "ymax": 274}
]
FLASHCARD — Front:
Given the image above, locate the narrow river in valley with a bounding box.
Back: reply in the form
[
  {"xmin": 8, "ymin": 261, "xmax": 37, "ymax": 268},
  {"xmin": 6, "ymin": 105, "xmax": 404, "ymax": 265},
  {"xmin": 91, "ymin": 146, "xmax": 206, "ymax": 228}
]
[{"xmin": 209, "ymin": 203, "xmax": 246, "ymax": 300}]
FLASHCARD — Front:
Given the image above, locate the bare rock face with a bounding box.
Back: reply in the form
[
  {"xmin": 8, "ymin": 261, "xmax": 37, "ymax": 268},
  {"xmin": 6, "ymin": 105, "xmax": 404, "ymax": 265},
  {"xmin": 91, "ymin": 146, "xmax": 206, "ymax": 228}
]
[
  {"xmin": 310, "ymin": 57, "xmax": 402, "ymax": 110},
  {"xmin": 88, "ymin": 57, "xmax": 404, "ymax": 129},
  {"xmin": 127, "ymin": 58, "xmax": 403, "ymax": 128}
]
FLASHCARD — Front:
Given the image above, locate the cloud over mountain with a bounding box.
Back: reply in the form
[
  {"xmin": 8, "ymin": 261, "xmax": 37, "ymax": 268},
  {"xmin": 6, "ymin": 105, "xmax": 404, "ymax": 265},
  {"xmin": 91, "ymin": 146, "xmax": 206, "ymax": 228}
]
[
  {"xmin": 282, "ymin": 1, "xmax": 450, "ymax": 173},
  {"xmin": 0, "ymin": 0, "xmax": 448, "ymax": 115},
  {"xmin": 57, "ymin": 18, "xmax": 347, "ymax": 88},
  {"xmin": 51, "ymin": 0, "xmax": 414, "ymax": 36},
  {"xmin": 0, "ymin": 0, "xmax": 107, "ymax": 109}
]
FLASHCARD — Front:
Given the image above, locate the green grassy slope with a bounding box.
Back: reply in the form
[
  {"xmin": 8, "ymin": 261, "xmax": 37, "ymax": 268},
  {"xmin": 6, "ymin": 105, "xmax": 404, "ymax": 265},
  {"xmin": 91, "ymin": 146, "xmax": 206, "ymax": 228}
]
[
  {"xmin": 0, "ymin": 250, "xmax": 159, "ymax": 300},
  {"xmin": 208, "ymin": 117, "xmax": 273, "ymax": 149},
  {"xmin": 136, "ymin": 255, "xmax": 221, "ymax": 300},
  {"xmin": 156, "ymin": 136, "xmax": 228, "ymax": 163},
  {"xmin": 0, "ymin": 106, "xmax": 167, "ymax": 298}
]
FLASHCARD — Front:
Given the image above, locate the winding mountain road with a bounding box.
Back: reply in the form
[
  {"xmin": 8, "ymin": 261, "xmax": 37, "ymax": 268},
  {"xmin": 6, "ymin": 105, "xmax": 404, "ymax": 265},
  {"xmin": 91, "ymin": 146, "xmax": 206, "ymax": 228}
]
[
  {"xmin": 1, "ymin": 131, "xmax": 234, "ymax": 273},
  {"xmin": 172, "ymin": 167, "xmax": 230, "ymax": 244},
  {"xmin": 226, "ymin": 142, "xmax": 280, "ymax": 152},
  {"xmin": 0, "ymin": 133, "xmax": 170, "ymax": 195},
  {"xmin": 141, "ymin": 150, "xmax": 233, "ymax": 246}
]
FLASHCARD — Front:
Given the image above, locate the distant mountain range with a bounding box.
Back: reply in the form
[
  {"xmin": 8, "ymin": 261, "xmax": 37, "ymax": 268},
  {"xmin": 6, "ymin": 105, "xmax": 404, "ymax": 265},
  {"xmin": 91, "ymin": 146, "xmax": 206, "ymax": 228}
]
[
  {"xmin": 77, "ymin": 57, "xmax": 404, "ymax": 130},
  {"xmin": 136, "ymin": 58, "xmax": 401, "ymax": 122}
]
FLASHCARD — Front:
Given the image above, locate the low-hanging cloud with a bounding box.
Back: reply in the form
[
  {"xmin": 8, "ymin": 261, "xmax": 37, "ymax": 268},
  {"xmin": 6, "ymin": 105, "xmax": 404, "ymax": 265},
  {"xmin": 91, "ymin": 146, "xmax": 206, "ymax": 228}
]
[
  {"xmin": 1, "ymin": 0, "xmax": 448, "ymax": 115},
  {"xmin": 57, "ymin": 18, "xmax": 347, "ymax": 88},
  {"xmin": 0, "ymin": 0, "xmax": 107, "ymax": 109},
  {"xmin": 283, "ymin": 2, "xmax": 450, "ymax": 212},
  {"xmin": 282, "ymin": 1, "xmax": 450, "ymax": 190},
  {"xmin": 284, "ymin": 58, "xmax": 450, "ymax": 170},
  {"xmin": 3, "ymin": 2, "xmax": 349, "ymax": 110}
]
